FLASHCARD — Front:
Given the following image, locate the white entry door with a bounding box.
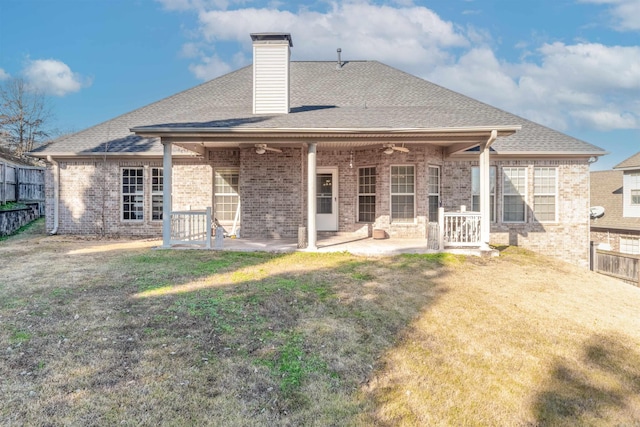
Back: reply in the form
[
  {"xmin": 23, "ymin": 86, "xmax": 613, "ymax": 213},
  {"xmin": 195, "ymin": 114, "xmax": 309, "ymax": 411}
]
[{"xmin": 316, "ymin": 168, "xmax": 338, "ymax": 231}]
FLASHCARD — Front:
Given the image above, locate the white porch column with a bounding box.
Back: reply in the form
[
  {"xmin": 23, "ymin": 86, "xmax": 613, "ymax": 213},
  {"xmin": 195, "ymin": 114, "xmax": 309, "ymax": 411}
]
[
  {"xmin": 307, "ymin": 142, "xmax": 317, "ymax": 250},
  {"xmin": 479, "ymin": 130, "xmax": 497, "ymax": 249},
  {"xmin": 162, "ymin": 140, "xmax": 173, "ymax": 248}
]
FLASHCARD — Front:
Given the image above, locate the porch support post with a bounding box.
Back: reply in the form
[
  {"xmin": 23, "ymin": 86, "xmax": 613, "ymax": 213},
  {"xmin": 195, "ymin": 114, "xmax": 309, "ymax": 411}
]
[
  {"xmin": 307, "ymin": 142, "xmax": 317, "ymax": 250},
  {"xmin": 479, "ymin": 130, "xmax": 497, "ymax": 249},
  {"xmin": 161, "ymin": 140, "xmax": 173, "ymax": 248}
]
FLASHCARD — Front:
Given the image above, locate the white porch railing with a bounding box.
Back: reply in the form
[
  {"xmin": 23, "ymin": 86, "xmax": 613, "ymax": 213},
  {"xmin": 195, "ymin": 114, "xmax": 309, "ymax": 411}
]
[
  {"xmin": 438, "ymin": 207, "xmax": 482, "ymax": 248},
  {"xmin": 170, "ymin": 207, "xmax": 212, "ymax": 249}
]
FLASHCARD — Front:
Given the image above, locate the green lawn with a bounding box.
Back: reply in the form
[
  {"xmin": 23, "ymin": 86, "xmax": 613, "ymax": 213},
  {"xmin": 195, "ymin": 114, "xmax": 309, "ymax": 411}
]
[{"xmin": 1, "ymin": 225, "xmax": 639, "ymax": 425}]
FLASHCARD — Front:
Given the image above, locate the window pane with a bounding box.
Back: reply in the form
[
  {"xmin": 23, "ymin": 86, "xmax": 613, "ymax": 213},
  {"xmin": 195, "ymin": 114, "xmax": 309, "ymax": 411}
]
[
  {"xmin": 122, "ymin": 168, "xmax": 144, "ymax": 221},
  {"xmin": 504, "ymin": 195, "xmax": 525, "ymax": 222},
  {"xmin": 391, "ymin": 166, "xmax": 414, "ymax": 222},
  {"xmin": 358, "ymin": 168, "xmax": 376, "ymax": 222},
  {"xmin": 503, "ymin": 168, "xmax": 525, "ymax": 222},
  {"xmin": 215, "ymin": 170, "xmax": 240, "ymax": 222},
  {"xmin": 391, "ymin": 195, "xmax": 414, "ymax": 222},
  {"xmin": 534, "ymin": 167, "xmax": 556, "ymax": 222}
]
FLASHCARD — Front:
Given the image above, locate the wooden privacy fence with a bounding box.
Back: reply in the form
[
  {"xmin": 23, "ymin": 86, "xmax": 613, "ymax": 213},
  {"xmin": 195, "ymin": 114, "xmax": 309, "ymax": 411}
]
[
  {"xmin": 0, "ymin": 160, "xmax": 45, "ymax": 205},
  {"xmin": 593, "ymin": 248, "xmax": 640, "ymax": 286}
]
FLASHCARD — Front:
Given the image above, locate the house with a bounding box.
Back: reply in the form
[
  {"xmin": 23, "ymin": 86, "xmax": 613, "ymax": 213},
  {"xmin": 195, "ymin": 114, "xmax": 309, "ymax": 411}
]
[
  {"xmin": 30, "ymin": 33, "xmax": 606, "ymax": 267},
  {"xmin": 591, "ymin": 151, "xmax": 640, "ymax": 254}
]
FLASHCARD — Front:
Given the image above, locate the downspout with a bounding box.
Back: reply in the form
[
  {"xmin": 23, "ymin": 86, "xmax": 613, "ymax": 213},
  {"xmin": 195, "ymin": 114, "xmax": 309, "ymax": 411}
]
[{"xmin": 46, "ymin": 155, "xmax": 59, "ymax": 235}]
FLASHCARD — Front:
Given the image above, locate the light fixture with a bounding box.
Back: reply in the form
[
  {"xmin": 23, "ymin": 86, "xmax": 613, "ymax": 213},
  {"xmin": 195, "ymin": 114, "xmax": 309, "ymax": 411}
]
[
  {"xmin": 255, "ymin": 146, "xmax": 266, "ymax": 155},
  {"xmin": 384, "ymin": 147, "xmax": 394, "ymax": 155}
]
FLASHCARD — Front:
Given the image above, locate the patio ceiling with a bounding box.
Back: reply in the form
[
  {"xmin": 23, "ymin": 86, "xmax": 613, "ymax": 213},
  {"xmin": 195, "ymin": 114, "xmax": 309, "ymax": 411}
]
[{"xmin": 131, "ymin": 125, "xmax": 521, "ymax": 156}]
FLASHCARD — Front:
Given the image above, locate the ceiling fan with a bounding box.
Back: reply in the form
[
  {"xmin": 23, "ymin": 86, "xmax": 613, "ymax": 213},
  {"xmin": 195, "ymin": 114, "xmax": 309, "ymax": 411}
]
[
  {"xmin": 382, "ymin": 143, "xmax": 409, "ymax": 154},
  {"xmin": 255, "ymin": 144, "xmax": 282, "ymax": 154}
]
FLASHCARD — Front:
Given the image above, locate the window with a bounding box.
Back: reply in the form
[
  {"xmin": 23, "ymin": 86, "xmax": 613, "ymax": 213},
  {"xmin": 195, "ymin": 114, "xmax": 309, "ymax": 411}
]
[
  {"xmin": 632, "ymin": 189, "xmax": 640, "ymax": 206},
  {"xmin": 471, "ymin": 166, "xmax": 496, "ymax": 222},
  {"xmin": 122, "ymin": 168, "xmax": 144, "ymax": 221},
  {"xmin": 503, "ymin": 167, "xmax": 526, "ymax": 222},
  {"xmin": 316, "ymin": 173, "xmax": 333, "ymax": 214},
  {"xmin": 534, "ymin": 167, "xmax": 557, "ymax": 222},
  {"xmin": 214, "ymin": 169, "xmax": 240, "ymax": 222},
  {"xmin": 391, "ymin": 165, "xmax": 415, "ymax": 222},
  {"xmin": 358, "ymin": 167, "xmax": 376, "ymax": 222},
  {"xmin": 620, "ymin": 237, "xmax": 640, "ymax": 255},
  {"xmin": 428, "ymin": 166, "xmax": 440, "ymax": 222},
  {"xmin": 151, "ymin": 168, "xmax": 163, "ymax": 221}
]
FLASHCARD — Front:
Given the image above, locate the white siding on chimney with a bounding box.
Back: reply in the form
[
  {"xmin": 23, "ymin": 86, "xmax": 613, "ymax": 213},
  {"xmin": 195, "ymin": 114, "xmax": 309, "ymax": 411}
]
[{"xmin": 253, "ymin": 43, "xmax": 290, "ymax": 114}]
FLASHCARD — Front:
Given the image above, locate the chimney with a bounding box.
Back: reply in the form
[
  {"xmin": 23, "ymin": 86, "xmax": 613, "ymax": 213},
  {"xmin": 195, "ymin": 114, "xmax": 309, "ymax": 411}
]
[{"xmin": 250, "ymin": 33, "xmax": 293, "ymax": 115}]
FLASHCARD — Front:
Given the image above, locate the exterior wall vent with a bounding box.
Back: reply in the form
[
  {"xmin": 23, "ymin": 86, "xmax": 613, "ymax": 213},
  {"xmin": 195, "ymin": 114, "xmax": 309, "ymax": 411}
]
[{"xmin": 250, "ymin": 33, "xmax": 293, "ymax": 115}]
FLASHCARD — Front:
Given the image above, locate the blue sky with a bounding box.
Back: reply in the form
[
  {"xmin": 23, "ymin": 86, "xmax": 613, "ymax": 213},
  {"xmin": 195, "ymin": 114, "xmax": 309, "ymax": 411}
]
[{"xmin": 1, "ymin": 0, "xmax": 638, "ymax": 170}]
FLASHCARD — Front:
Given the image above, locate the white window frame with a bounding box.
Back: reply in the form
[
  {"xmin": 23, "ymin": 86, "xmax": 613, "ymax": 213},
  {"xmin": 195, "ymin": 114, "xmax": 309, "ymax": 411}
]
[
  {"xmin": 121, "ymin": 167, "xmax": 145, "ymax": 222},
  {"xmin": 631, "ymin": 189, "xmax": 640, "ymax": 206},
  {"xmin": 471, "ymin": 166, "xmax": 496, "ymax": 222},
  {"xmin": 428, "ymin": 165, "xmax": 440, "ymax": 222},
  {"xmin": 214, "ymin": 169, "xmax": 240, "ymax": 224},
  {"xmin": 620, "ymin": 237, "xmax": 640, "ymax": 255},
  {"xmin": 151, "ymin": 167, "xmax": 163, "ymax": 221},
  {"xmin": 357, "ymin": 166, "xmax": 376, "ymax": 223},
  {"xmin": 533, "ymin": 167, "xmax": 558, "ymax": 223},
  {"xmin": 390, "ymin": 165, "xmax": 416, "ymax": 223},
  {"xmin": 502, "ymin": 167, "xmax": 527, "ymax": 223}
]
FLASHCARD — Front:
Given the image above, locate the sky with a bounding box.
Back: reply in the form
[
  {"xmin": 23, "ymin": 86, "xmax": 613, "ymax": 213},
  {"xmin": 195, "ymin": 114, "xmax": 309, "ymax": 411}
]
[{"xmin": 0, "ymin": 0, "xmax": 638, "ymax": 170}]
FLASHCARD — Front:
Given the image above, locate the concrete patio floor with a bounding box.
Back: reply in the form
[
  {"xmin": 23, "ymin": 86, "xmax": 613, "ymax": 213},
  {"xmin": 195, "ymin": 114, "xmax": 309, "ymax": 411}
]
[{"xmin": 206, "ymin": 235, "xmax": 492, "ymax": 257}]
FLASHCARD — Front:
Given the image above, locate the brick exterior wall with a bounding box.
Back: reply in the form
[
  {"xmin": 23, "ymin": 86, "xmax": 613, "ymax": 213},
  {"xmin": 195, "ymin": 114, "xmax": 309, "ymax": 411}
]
[
  {"xmin": 591, "ymin": 228, "xmax": 640, "ymax": 252},
  {"xmin": 443, "ymin": 159, "xmax": 591, "ymax": 267},
  {"xmin": 45, "ymin": 149, "xmax": 591, "ymax": 266}
]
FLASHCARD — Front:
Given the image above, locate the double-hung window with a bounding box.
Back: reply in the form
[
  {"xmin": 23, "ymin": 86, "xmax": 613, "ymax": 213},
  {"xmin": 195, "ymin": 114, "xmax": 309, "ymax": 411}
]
[
  {"xmin": 503, "ymin": 167, "xmax": 526, "ymax": 222},
  {"xmin": 620, "ymin": 237, "xmax": 640, "ymax": 255},
  {"xmin": 632, "ymin": 189, "xmax": 640, "ymax": 206},
  {"xmin": 358, "ymin": 167, "xmax": 376, "ymax": 222},
  {"xmin": 122, "ymin": 168, "xmax": 144, "ymax": 221},
  {"xmin": 151, "ymin": 167, "xmax": 163, "ymax": 221},
  {"xmin": 428, "ymin": 166, "xmax": 440, "ymax": 222},
  {"xmin": 471, "ymin": 166, "xmax": 496, "ymax": 222},
  {"xmin": 391, "ymin": 165, "xmax": 415, "ymax": 222},
  {"xmin": 214, "ymin": 169, "xmax": 240, "ymax": 223},
  {"xmin": 534, "ymin": 167, "xmax": 557, "ymax": 222}
]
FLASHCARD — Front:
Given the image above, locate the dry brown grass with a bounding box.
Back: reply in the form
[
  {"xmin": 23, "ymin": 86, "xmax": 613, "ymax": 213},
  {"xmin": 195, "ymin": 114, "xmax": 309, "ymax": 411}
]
[{"xmin": 1, "ymin": 220, "xmax": 640, "ymax": 426}]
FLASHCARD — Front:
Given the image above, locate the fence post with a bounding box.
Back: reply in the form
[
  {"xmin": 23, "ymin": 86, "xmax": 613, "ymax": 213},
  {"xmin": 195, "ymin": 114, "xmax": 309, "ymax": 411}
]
[
  {"xmin": 205, "ymin": 207, "xmax": 212, "ymax": 249},
  {"xmin": 1, "ymin": 161, "xmax": 5, "ymax": 205}
]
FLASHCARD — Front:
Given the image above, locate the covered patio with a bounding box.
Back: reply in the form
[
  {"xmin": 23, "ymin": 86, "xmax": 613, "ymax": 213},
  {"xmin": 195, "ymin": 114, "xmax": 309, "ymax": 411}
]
[{"xmin": 131, "ymin": 126, "xmax": 520, "ymax": 254}]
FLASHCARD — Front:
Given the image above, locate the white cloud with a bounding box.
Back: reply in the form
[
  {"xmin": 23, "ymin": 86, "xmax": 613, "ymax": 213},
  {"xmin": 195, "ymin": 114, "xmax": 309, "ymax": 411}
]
[
  {"xmin": 22, "ymin": 59, "xmax": 91, "ymax": 96},
  {"xmin": 428, "ymin": 41, "xmax": 640, "ymax": 131},
  {"xmin": 188, "ymin": 54, "xmax": 232, "ymax": 80},
  {"xmin": 0, "ymin": 68, "xmax": 9, "ymax": 80},
  {"xmin": 184, "ymin": 2, "xmax": 468, "ymax": 80},
  {"xmin": 579, "ymin": 0, "xmax": 640, "ymax": 31}
]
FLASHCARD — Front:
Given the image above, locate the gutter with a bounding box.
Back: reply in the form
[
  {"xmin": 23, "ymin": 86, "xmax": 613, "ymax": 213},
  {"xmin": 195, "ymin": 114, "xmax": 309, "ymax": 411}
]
[
  {"xmin": 130, "ymin": 125, "xmax": 522, "ymax": 136},
  {"xmin": 46, "ymin": 155, "xmax": 59, "ymax": 235}
]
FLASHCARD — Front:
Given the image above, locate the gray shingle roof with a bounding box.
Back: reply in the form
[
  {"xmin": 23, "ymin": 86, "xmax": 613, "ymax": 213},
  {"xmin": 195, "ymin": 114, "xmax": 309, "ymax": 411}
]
[
  {"xmin": 614, "ymin": 151, "xmax": 640, "ymax": 170},
  {"xmin": 32, "ymin": 61, "xmax": 606, "ymax": 156},
  {"xmin": 590, "ymin": 170, "xmax": 640, "ymax": 231}
]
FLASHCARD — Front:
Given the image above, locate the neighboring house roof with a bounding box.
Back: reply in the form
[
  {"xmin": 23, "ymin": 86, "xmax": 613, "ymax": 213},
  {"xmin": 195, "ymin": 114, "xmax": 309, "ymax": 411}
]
[
  {"xmin": 614, "ymin": 151, "xmax": 640, "ymax": 170},
  {"xmin": 590, "ymin": 170, "xmax": 640, "ymax": 231},
  {"xmin": 31, "ymin": 61, "xmax": 606, "ymax": 157}
]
